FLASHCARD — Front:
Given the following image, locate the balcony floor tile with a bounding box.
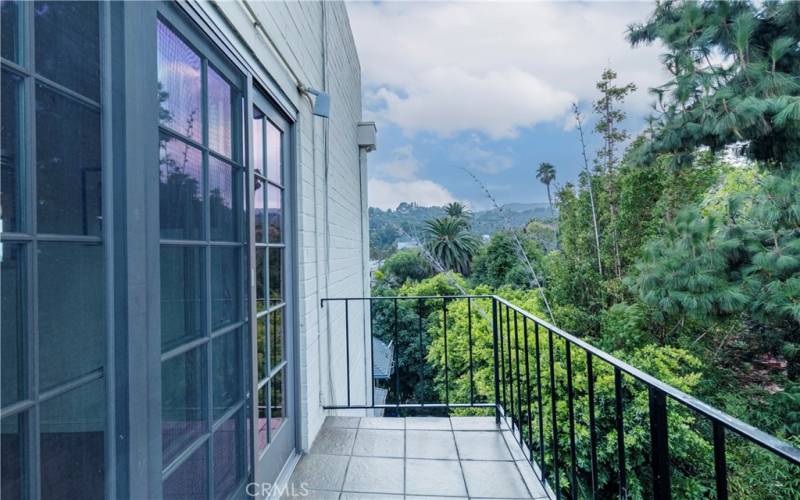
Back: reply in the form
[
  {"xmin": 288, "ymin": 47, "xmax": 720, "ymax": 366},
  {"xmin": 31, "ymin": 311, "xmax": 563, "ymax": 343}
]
[
  {"xmin": 461, "ymin": 460, "xmax": 532, "ymax": 498},
  {"xmin": 359, "ymin": 417, "xmax": 405, "ymax": 430},
  {"xmin": 352, "ymin": 429, "xmax": 404, "ymax": 458},
  {"xmin": 406, "ymin": 430, "xmax": 459, "ymax": 459},
  {"xmin": 405, "ymin": 416, "xmax": 452, "ymax": 430},
  {"xmin": 342, "ymin": 456, "xmax": 405, "ymax": 494},
  {"xmin": 454, "ymin": 431, "xmax": 513, "ymax": 461},
  {"xmin": 405, "ymin": 458, "xmax": 467, "ymax": 497}
]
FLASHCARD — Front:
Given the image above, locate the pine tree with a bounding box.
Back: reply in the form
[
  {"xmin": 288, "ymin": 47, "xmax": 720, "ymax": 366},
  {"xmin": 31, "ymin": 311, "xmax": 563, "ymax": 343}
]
[
  {"xmin": 627, "ymin": 0, "xmax": 800, "ymax": 170},
  {"xmin": 593, "ymin": 68, "xmax": 637, "ymax": 279}
]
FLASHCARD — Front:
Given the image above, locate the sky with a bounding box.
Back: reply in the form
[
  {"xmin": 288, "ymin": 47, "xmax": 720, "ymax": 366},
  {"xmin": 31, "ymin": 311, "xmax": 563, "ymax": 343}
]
[{"xmin": 346, "ymin": 1, "xmax": 668, "ymax": 210}]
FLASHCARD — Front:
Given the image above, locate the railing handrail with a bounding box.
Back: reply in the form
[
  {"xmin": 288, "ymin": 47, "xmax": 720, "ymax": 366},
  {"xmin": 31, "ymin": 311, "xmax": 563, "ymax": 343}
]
[
  {"xmin": 491, "ymin": 295, "xmax": 800, "ymax": 466},
  {"xmin": 322, "ymin": 294, "xmax": 800, "ymax": 467}
]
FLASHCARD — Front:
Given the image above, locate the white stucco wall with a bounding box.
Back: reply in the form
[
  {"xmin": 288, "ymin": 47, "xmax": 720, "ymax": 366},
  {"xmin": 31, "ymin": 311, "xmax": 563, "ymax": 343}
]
[{"xmin": 198, "ymin": 1, "xmax": 371, "ymax": 451}]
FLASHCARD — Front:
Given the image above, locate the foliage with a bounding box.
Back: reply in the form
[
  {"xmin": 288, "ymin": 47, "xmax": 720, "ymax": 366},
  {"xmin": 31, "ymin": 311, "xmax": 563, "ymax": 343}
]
[
  {"xmin": 424, "ymin": 217, "xmax": 481, "ymax": 275},
  {"xmin": 444, "ymin": 201, "xmax": 472, "ymax": 222},
  {"xmin": 368, "ymin": 203, "xmax": 553, "ymax": 258},
  {"xmin": 627, "ymin": 0, "xmax": 800, "ymax": 170},
  {"xmin": 536, "ymin": 162, "xmax": 557, "ymax": 215},
  {"xmin": 378, "ymin": 249, "xmax": 433, "ymax": 287},
  {"xmin": 470, "ymin": 231, "xmax": 544, "ymax": 289}
]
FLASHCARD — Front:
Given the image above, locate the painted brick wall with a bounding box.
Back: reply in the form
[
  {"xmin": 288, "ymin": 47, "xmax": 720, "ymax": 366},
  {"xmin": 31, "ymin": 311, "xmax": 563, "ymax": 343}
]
[{"xmin": 201, "ymin": 0, "xmax": 371, "ymax": 452}]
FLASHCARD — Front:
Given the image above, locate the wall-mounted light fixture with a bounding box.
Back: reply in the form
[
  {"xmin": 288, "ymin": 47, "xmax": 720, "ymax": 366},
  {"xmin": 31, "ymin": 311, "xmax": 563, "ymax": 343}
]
[{"xmin": 298, "ymin": 84, "xmax": 330, "ymax": 118}]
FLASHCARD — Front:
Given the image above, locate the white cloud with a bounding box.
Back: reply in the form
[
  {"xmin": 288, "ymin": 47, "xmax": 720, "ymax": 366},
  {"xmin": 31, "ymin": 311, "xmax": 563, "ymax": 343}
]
[
  {"xmin": 373, "ymin": 67, "xmax": 575, "ymax": 139},
  {"xmin": 369, "ymin": 145, "xmax": 456, "ymax": 209},
  {"xmin": 347, "ymin": 1, "xmax": 665, "ymax": 138},
  {"xmin": 372, "ymin": 145, "xmax": 420, "ymax": 180},
  {"xmin": 449, "ymin": 135, "xmax": 514, "ymax": 174},
  {"xmin": 369, "ymin": 178, "xmax": 455, "ymax": 210}
]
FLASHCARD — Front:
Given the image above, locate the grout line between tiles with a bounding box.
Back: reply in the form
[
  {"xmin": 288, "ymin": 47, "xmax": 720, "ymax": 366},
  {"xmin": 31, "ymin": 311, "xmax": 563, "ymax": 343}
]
[
  {"xmin": 338, "ymin": 417, "xmax": 360, "ymax": 495},
  {"xmin": 403, "ymin": 417, "xmax": 407, "ymax": 497},
  {"xmin": 451, "ymin": 425, "xmax": 472, "ymax": 499},
  {"xmin": 498, "ymin": 417, "xmax": 536, "ymax": 499}
]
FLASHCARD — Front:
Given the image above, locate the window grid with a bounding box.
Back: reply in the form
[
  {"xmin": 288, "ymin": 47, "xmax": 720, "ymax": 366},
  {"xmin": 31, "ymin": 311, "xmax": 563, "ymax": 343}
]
[
  {"xmin": 252, "ymin": 109, "xmax": 288, "ymax": 455},
  {"xmin": 0, "ymin": 2, "xmax": 109, "ymax": 499},
  {"xmin": 156, "ymin": 15, "xmax": 247, "ymax": 499}
]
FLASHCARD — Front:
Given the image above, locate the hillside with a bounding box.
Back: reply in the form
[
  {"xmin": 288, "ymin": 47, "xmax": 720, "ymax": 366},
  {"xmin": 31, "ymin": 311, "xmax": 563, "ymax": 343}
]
[{"xmin": 369, "ymin": 202, "xmax": 554, "ymax": 258}]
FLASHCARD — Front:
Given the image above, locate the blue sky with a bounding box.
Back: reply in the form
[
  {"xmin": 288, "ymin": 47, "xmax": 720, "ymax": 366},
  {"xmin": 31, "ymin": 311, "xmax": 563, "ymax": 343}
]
[{"xmin": 347, "ymin": 1, "xmax": 667, "ymax": 209}]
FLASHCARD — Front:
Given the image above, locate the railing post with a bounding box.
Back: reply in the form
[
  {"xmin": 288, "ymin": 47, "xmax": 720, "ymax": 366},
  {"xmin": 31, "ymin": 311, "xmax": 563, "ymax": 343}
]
[
  {"xmin": 492, "ymin": 298, "xmax": 501, "ymax": 423},
  {"xmin": 615, "ymin": 367, "xmax": 627, "ymax": 499},
  {"xmin": 648, "ymin": 387, "xmax": 671, "ymax": 500},
  {"xmin": 713, "ymin": 421, "xmax": 728, "ymax": 500},
  {"xmin": 345, "ymin": 299, "xmax": 351, "ymax": 407}
]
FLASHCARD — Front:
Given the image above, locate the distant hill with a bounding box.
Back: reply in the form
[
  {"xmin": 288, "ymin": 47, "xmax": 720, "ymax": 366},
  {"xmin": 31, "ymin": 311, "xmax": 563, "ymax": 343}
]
[
  {"xmin": 471, "ymin": 202, "xmax": 554, "ymax": 236},
  {"xmin": 369, "ymin": 201, "xmax": 555, "ymax": 258}
]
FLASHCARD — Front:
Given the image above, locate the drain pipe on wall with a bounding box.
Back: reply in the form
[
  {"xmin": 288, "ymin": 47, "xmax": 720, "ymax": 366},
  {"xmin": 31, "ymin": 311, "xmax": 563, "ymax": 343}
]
[{"xmin": 357, "ymin": 123, "xmax": 377, "ymax": 409}]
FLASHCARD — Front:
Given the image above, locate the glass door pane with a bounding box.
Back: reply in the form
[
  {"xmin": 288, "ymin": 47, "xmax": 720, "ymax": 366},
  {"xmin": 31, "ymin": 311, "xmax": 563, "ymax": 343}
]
[{"xmin": 252, "ymin": 91, "xmax": 294, "ymax": 487}]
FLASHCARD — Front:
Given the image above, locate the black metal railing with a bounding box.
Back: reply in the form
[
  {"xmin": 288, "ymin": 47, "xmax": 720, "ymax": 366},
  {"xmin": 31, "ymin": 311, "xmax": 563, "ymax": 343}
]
[{"xmin": 320, "ymin": 295, "xmax": 800, "ymax": 499}]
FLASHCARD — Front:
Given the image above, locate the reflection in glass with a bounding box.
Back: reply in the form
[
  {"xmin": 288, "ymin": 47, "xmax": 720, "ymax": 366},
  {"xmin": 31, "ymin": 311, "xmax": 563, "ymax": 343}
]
[
  {"xmin": 252, "ymin": 108, "xmax": 264, "ymax": 175},
  {"xmin": 1, "ymin": 413, "xmax": 25, "ymax": 500},
  {"xmin": 213, "ymin": 411, "xmax": 244, "ymax": 499},
  {"xmin": 257, "ymin": 316, "xmax": 266, "ymax": 382},
  {"xmin": 1, "ymin": 243, "xmax": 24, "ymax": 407},
  {"xmin": 163, "ymin": 442, "xmax": 207, "ymax": 500},
  {"xmin": 211, "ymin": 247, "xmax": 240, "ymax": 331},
  {"xmin": 162, "ymin": 348, "xmax": 206, "ymax": 466},
  {"xmin": 212, "ymin": 330, "xmax": 241, "ymax": 420},
  {"xmin": 267, "ymin": 184, "xmax": 283, "ymax": 243},
  {"xmin": 254, "ymin": 175, "xmax": 265, "ymax": 243},
  {"xmin": 209, "ymin": 157, "xmax": 239, "ymax": 242},
  {"xmin": 208, "ymin": 66, "xmax": 232, "ymax": 158},
  {"xmin": 256, "ymin": 248, "xmax": 266, "ymax": 313},
  {"xmin": 269, "ymin": 248, "xmax": 283, "ymax": 305},
  {"xmin": 36, "ymin": 85, "xmax": 102, "ymax": 236},
  {"xmin": 38, "ymin": 242, "xmax": 104, "ymax": 390},
  {"xmin": 40, "ymin": 378, "xmax": 105, "ymax": 500},
  {"xmin": 159, "ymin": 136, "xmax": 203, "ymax": 240},
  {"xmin": 1, "ymin": 1, "xmax": 19, "ymax": 62},
  {"xmin": 270, "ymin": 369, "xmax": 285, "ymax": 432},
  {"xmin": 1, "ymin": 70, "xmax": 21, "ymax": 232},
  {"xmin": 269, "ymin": 308, "xmax": 284, "ymax": 372},
  {"xmin": 34, "ymin": 1, "xmax": 100, "ymax": 101},
  {"xmin": 157, "ymin": 19, "xmax": 202, "ymax": 142},
  {"xmin": 160, "ymin": 246, "xmax": 204, "ymax": 352},
  {"xmin": 257, "ymin": 386, "xmax": 267, "ymax": 450},
  {"xmin": 266, "ymin": 120, "xmax": 282, "ymax": 182}
]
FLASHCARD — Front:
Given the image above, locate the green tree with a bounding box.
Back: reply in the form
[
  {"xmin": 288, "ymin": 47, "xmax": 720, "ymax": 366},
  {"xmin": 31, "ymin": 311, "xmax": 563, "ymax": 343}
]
[
  {"xmin": 536, "ymin": 162, "xmax": 557, "ymax": 218},
  {"xmin": 379, "ymin": 248, "xmax": 433, "ymax": 287},
  {"xmin": 593, "ymin": 68, "xmax": 637, "ymax": 279},
  {"xmin": 424, "ymin": 217, "xmax": 480, "ymax": 275},
  {"xmin": 470, "ymin": 231, "xmax": 543, "ymax": 289},
  {"xmin": 444, "ymin": 201, "xmax": 472, "ymax": 225},
  {"xmin": 627, "ymin": 0, "xmax": 800, "ymax": 171}
]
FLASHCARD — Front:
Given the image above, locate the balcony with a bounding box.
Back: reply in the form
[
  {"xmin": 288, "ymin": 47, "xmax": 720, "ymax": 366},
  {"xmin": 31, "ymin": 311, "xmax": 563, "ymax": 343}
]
[{"xmin": 290, "ymin": 296, "xmax": 800, "ymax": 499}]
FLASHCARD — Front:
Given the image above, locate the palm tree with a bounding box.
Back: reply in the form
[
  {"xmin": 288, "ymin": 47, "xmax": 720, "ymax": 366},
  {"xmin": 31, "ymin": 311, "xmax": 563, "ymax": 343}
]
[
  {"xmin": 444, "ymin": 202, "xmax": 472, "ymax": 228},
  {"xmin": 424, "ymin": 217, "xmax": 480, "ymax": 275},
  {"xmin": 536, "ymin": 162, "xmax": 557, "ymax": 217}
]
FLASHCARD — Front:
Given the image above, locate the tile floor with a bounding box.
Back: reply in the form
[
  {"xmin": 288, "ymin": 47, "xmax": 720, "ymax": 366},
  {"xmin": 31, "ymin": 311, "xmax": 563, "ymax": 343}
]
[{"xmin": 283, "ymin": 416, "xmax": 548, "ymax": 499}]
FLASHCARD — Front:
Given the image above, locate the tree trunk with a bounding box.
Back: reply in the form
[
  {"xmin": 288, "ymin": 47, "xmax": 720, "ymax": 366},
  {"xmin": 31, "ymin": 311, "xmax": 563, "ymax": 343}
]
[
  {"xmin": 546, "ymin": 184, "xmax": 558, "ymax": 249},
  {"xmin": 573, "ymin": 104, "xmax": 603, "ymax": 277}
]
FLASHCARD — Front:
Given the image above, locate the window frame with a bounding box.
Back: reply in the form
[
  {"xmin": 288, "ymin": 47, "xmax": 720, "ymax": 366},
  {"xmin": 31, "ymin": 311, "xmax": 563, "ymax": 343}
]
[
  {"xmin": 0, "ymin": 1, "xmax": 114, "ymax": 498},
  {"xmin": 154, "ymin": 6, "xmax": 250, "ymax": 500}
]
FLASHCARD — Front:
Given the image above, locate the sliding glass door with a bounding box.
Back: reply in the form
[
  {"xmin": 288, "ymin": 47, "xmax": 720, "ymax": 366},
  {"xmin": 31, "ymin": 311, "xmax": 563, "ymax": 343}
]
[
  {"xmin": 1, "ymin": 2, "xmax": 108, "ymax": 499},
  {"xmin": 155, "ymin": 12, "xmax": 248, "ymax": 499},
  {"xmin": 251, "ymin": 89, "xmax": 295, "ymax": 486}
]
